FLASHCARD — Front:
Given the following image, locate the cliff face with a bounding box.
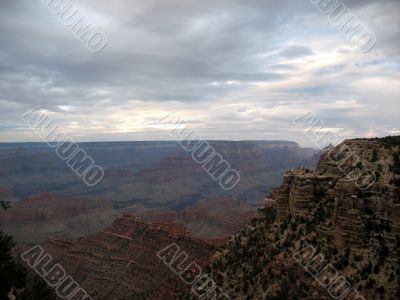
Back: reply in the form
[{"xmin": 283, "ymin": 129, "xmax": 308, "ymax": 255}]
[
  {"xmin": 196, "ymin": 136, "xmax": 400, "ymax": 300},
  {"xmin": 269, "ymin": 138, "xmax": 400, "ymax": 249},
  {"xmin": 0, "ymin": 193, "xmax": 118, "ymax": 243},
  {"xmin": 19, "ymin": 214, "xmax": 217, "ymax": 300}
]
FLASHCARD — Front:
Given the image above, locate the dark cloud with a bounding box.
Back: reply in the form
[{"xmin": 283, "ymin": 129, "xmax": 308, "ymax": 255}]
[{"xmin": 0, "ymin": 0, "xmax": 399, "ymax": 145}]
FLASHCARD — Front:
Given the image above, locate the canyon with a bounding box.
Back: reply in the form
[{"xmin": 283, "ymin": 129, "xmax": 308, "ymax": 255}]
[
  {"xmin": 7, "ymin": 137, "xmax": 400, "ymax": 299},
  {"xmin": 0, "ymin": 141, "xmax": 319, "ymax": 209},
  {"xmin": 0, "ymin": 193, "xmax": 256, "ymax": 243},
  {"xmin": 0, "ymin": 140, "xmax": 318, "ymax": 244}
]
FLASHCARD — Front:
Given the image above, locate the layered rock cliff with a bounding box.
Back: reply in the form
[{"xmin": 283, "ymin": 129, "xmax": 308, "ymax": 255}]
[
  {"xmin": 19, "ymin": 214, "xmax": 217, "ymax": 300},
  {"xmin": 189, "ymin": 136, "xmax": 400, "ymax": 300}
]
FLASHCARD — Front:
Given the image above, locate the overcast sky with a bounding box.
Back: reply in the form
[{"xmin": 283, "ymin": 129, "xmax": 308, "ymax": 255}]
[{"xmin": 0, "ymin": 0, "xmax": 399, "ymax": 147}]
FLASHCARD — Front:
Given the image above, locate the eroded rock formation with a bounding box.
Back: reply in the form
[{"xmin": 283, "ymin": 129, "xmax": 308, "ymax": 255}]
[
  {"xmin": 19, "ymin": 214, "xmax": 217, "ymax": 300},
  {"xmin": 266, "ymin": 138, "xmax": 400, "ymax": 251}
]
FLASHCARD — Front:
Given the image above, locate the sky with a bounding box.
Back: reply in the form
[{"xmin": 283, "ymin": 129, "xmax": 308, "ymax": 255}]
[{"xmin": 0, "ymin": 0, "xmax": 399, "ymax": 147}]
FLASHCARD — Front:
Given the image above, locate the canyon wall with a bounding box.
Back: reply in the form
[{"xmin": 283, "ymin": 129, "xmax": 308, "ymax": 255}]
[{"xmin": 0, "ymin": 193, "xmax": 118, "ymax": 243}]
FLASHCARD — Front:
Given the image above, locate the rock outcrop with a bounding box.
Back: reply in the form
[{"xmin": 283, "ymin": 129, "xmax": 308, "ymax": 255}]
[
  {"xmin": 19, "ymin": 214, "xmax": 217, "ymax": 300},
  {"xmin": 196, "ymin": 136, "xmax": 400, "ymax": 300},
  {"xmin": 266, "ymin": 137, "xmax": 400, "ymax": 250}
]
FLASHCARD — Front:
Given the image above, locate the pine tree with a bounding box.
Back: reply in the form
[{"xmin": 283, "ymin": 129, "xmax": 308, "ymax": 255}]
[{"xmin": 0, "ymin": 199, "xmax": 56, "ymax": 300}]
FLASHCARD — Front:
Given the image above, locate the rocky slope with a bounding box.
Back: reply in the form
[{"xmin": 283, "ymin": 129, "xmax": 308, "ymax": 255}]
[
  {"xmin": 0, "ymin": 193, "xmax": 118, "ymax": 243},
  {"xmin": 19, "ymin": 214, "xmax": 217, "ymax": 300},
  {"xmin": 187, "ymin": 136, "xmax": 400, "ymax": 300}
]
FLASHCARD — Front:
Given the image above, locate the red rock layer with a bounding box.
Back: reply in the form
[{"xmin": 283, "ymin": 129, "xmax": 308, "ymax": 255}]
[{"xmin": 20, "ymin": 214, "xmax": 217, "ymax": 300}]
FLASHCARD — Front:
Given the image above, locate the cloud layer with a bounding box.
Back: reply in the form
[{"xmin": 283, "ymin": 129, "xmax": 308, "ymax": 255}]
[{"xmin": 0, "ymin": 0, "xmax": 399, "ymax": 147}]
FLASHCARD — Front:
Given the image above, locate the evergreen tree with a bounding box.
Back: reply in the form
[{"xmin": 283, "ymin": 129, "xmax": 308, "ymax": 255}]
[{"xmin": 0, "ymin": 199, "xmax": 56, "ymax": 300}]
